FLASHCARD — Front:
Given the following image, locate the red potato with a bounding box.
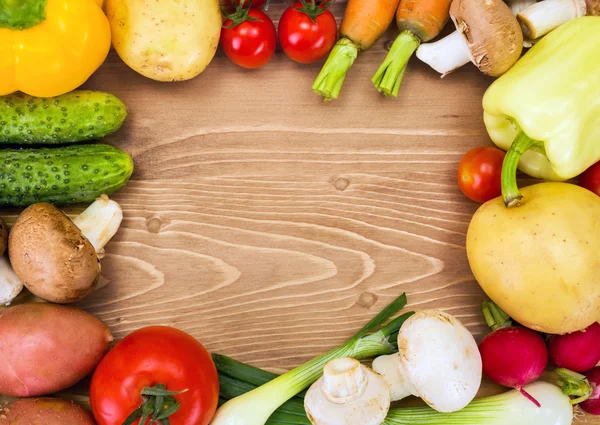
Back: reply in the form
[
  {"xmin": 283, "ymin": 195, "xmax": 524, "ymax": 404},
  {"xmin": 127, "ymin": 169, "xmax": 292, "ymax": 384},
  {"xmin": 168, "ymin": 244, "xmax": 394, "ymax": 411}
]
[
  {"xmin": 0, "ymin": 304, "xmax": 112, "ymax": 397},
  {"xmin": 0, "ymin": 398, "xmax": 94, "ymax": 425}
]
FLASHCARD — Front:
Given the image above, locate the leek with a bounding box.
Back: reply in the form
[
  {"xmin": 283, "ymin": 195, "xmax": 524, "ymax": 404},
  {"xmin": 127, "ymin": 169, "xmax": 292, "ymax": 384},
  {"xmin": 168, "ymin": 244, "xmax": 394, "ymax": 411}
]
[{"xmin": 211, "ymin": 293, "xmax": 412, "ymax": 425}]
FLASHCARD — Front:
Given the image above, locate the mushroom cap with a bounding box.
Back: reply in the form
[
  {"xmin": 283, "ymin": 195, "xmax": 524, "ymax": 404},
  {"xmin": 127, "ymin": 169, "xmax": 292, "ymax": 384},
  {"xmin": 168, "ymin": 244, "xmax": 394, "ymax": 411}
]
[
  {"xmin": 451, "ymin": 0, "xmax": 523, "ymax": 76},
  {"xmin": 588, "ymin": 0, "xmax": 600, "ymax": 15},
  {"xmin": 305, "ymin": 359, "xmax": 390, "ymax": 425},
  {"xmin": 397, "ymin": 310, "xmax": 482, "ymax": 413},
  {"xmin": 0, "ymin": 218, "xmax": 7, "ymax": 257},
  {"xmin": 8, "ymin": 203, "xmax": 99, "ymax": 304}
]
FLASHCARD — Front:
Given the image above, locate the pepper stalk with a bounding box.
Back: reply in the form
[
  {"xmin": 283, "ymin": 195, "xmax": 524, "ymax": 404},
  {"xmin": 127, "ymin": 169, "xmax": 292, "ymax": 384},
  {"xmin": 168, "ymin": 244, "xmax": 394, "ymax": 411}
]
[{"xmin": 500, "ymin": 131, "xmax": 544, "ymax": 207}]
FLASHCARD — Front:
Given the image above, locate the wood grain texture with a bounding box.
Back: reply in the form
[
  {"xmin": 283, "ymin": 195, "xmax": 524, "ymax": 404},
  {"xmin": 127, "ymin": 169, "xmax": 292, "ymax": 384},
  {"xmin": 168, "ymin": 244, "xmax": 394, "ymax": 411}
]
[{"xmin": 3, "ymin": 2, "xmax": 597, "ymax": 420}]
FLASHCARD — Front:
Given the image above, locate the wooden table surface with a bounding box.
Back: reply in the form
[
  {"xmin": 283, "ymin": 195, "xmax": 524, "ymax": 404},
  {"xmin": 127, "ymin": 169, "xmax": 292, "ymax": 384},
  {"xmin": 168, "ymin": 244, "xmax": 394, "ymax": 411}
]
[{"xmin": 4, "ymin": 2, "xmax": 597, "ymax": 420}]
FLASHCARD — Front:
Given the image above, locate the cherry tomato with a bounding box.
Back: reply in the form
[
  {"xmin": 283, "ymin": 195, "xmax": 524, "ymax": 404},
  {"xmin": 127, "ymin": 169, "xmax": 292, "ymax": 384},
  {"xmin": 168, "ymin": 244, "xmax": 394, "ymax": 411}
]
[
  {"xmin": 221, "ymin": 8, "xmax": 277, "ymax": 69},
  {"xmin": 457, "ymin": 147, "xmax": 506, "ymax": 203},
  {"xmin": 579, "ymin": 161, "xmax": 600, "ymax": 196},
  {"xmin": 90, "ymin": 326, "xmax": 218, "ymax": 425},
  {"xmin": 278, "ymin": 2, "xmax": 337, "ymax": 64}
]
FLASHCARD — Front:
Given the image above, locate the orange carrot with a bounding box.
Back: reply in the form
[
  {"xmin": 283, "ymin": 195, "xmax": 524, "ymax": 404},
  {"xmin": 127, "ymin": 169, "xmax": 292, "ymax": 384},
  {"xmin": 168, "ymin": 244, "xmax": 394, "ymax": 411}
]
[
  {"xmin": 372, "ymin": 0, "xmax": 452, "ymax": 97},
  {"xmin": 396, "ymin": 0, "xmax": 452, "ymax": 41},
  {"xmin": 341, "ymin": 0, "xmax": 401, "ymax": 49},
  {"xmin": 312, "ymin": 0, "xmax": 401, "ymax": 101}
]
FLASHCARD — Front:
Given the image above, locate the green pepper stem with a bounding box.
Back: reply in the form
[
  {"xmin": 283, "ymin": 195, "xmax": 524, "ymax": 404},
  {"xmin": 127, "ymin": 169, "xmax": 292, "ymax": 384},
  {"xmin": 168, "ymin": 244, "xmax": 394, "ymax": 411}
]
[
  {"xmin": 501, "ymin": 131, "xmax": 543, "ymax": 208},
  {"xmin": 372, "ymin": 31, "xmax": 420, "ymax": 97},
  {"xmin": 0, "ymin": 0, "xmax": 47, "ymax": 30},
  {"xmin": 481, "ymin": 300, "xmax": 512, "ymax": 331},
  {"xmin": 556, "ymin": 368, "xmax": 593, "ymax": 405},
  {"xmin": 312, "ymin": 38, "xmax": 359, "ymax": 101}
]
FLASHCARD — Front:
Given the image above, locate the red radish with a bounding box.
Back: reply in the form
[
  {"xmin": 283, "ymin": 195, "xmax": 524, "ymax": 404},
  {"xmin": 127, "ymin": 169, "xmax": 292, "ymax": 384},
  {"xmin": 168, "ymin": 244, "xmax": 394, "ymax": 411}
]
[
  {"xmin": 478, "ymin": 300, "xmax": 548, "ymax": 406},
  {"xmin": 548, "ymin": 322, "xmax": 600, "ymax": 372},
  {"xmin": 581, "ymin": 367, "xmax": 600, "ymax": 414}
]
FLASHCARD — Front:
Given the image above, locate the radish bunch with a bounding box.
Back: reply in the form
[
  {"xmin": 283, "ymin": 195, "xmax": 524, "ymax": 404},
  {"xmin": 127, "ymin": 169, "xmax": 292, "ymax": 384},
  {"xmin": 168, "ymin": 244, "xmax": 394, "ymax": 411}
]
[{"xmin": 478, "ymin": 300, "xmax": 600, "ymax": 413}]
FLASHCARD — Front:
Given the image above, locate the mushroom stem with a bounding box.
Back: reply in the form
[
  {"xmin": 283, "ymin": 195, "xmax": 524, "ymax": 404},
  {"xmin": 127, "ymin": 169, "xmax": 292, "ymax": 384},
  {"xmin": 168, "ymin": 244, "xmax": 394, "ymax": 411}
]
[
  {"xmin": 72, "ymin": 195, "xmax": 123, "ymax": 257},
  {"xmin": 415, "ymin": 30, "xmax": 472, "ymax": 77},
  {"xmin": 507, "ymin": 0, "xmax": 538, "ymax": 15},
  {"xmin": 372, "ymin": 354, "xmax": 415, "ymax": 401},
  {"xmin": 0, "ymin": 256, "xmax": 23, "ymax": 305},
  {"xmin": 518, "ymin": 0, "xmax": 586, "ymax": 39},
  {"xmin": 322, "ymin": 358, "xmax": 368, "ymax": 403}
]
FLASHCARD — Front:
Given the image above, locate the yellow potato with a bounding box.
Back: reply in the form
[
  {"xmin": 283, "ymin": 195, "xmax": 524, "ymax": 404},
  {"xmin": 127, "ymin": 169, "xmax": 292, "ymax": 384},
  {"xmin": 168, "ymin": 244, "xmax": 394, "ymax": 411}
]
[
  {"xmin": 105, "ymin": 0, "xmax": 221, "ymax": 82},
  {"xmin": 467, "ymin": 182, "xmax": 600, "ymax": 335}
]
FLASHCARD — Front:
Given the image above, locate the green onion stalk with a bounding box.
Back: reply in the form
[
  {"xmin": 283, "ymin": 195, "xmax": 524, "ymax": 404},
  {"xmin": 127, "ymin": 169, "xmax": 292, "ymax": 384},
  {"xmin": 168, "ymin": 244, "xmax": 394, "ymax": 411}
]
[{"xmin": 210, "ymin": 293, "xmax": 413, "ymax": 425}]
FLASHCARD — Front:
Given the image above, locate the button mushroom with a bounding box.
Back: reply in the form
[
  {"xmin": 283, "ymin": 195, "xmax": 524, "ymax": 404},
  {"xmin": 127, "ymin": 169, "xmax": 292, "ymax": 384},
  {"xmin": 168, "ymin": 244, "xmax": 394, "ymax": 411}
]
[
  {"xmin": 372, "ymin": 310, "xmax": 482, "ymax": 413},
  {"xmin": 517, "ymin": 0, "xmax": 594, "ymax": 41},
  {"xmin": 8, "ymin": 195, "xmax": 123, "ymax": 304},
  {"xmin": 416, "ymin": 0, "xmax": 524, "ymax": 77},
  {"xmin": 304, "ymin": 358, "xmax": 390, "ymax": 425},
  {"xmin": 507, "ymin": 0, "xmax": 538, "ymax": 15},
  {"xmin": 0, "ymin": 218, "xmax": 23, "ymax": 306}
]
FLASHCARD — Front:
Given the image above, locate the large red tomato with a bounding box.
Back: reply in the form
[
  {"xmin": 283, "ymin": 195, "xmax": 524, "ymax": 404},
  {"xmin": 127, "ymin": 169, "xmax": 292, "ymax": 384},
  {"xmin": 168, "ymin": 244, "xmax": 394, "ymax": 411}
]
[
  {"xmin": 278, "ymin": 1, "xmax": 337, "ymax": 64},
  {"xmin": 90, "ymin": 326, "xmax": 218, "ymax": 425},
  {"xmin": 221, "ymin": 7, "xmax": 277, "ymax": 69},
  {"xmin": 457, "ymin": 147, "xmax": 506, "ymax": 203}
]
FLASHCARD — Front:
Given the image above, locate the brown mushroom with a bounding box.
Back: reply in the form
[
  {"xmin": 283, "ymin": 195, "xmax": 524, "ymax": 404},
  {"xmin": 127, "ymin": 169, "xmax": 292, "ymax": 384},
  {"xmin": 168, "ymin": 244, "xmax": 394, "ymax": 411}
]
[
  {"xmin": 8, "ymin": 196, "xmax": 122, "ymax": 304},
  {"xmin": 518, "ymin": 0, "xmax": 591, "ymax": 41},
  {"xmin": 0, "ymin": 217, "xmax": 7, "ymax": 257},
  {"xmin": 416, "ymin": 0, "xmax": 523, "ymax": 77}
]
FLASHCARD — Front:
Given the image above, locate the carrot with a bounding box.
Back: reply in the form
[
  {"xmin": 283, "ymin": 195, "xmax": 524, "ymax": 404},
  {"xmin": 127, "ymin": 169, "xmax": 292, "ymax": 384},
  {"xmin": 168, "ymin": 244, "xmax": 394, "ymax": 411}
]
[
  {"xmin": 312, "ymin": 0, "xmax": 401, "ymax": 101},
  {"xmin": 372, "ymin": 0, "xmax": 452, "ymax": 97}
]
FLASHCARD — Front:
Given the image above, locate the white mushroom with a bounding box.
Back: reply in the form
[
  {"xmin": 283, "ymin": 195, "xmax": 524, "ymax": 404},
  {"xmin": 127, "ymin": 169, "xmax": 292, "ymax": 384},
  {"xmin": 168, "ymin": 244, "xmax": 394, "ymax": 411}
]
[
  {"xmin": 507, "ymin": 0, "xmax": 538, "ymax": 15},
  {"xmin": 0, "ymin": 256, "xmax": 23, "ymax": 306},
  {"xmin": 416, "ymin": 0, "xmax": 523, "ymax": 77},
  {"xmin": 372, "ymin": 310, "xmax": 482, "ymax": 413},
  {"xmin": 518, "ymin": 0, "xmax": 588, "ymax": 40},
  {"xmin": 304, "ymin": 358, "xmax": 390, "ymax": 425}
]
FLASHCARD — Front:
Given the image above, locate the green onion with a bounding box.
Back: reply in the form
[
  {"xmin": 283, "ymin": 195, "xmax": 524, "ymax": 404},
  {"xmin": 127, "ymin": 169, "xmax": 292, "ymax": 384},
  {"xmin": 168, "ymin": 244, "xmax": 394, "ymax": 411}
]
[{"xmin": 210, "ymin": 293, "xmax": 412, "ymax": 425}]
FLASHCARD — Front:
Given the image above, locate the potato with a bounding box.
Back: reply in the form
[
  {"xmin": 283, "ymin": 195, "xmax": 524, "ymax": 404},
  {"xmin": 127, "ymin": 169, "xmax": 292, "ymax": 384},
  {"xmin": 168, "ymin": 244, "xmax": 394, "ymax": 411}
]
[
  {"xmin": 0, "ymin": 304, "xmax": 112, "ymax": 397},
  {"xmin": 105, "ymin": 0, "xmax": 221, "ymax": 82},
  {"xmin": 0, "ymin": 398, "xmax": 94, "ymax": 425}
]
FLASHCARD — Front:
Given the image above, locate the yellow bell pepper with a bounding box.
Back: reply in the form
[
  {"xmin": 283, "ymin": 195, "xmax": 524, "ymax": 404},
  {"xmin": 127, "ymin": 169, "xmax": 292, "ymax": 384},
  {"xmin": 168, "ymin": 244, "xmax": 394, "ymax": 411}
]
[
  {"xmin": 483, "ymin": 17, "xmax": 600, "ymax": 206},
  {"xmin": 0, "ymin": 0, "xmax": 110, "ymax": 97}
]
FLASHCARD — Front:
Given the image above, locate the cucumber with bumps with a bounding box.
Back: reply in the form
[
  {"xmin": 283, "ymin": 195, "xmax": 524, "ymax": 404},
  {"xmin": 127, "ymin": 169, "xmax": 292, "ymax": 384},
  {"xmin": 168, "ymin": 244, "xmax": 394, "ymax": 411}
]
[
  {"xmin": 0, "ymin": 91, "xmax": 127, "ymax": 144},
  {"xmin": 0, "ymin": 144, "xmax": 134, "ymax": 206}
]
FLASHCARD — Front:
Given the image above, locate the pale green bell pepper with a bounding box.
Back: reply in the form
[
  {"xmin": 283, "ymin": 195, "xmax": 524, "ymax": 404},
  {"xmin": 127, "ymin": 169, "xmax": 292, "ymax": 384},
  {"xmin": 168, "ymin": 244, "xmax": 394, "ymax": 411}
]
[{"xmin": 483, "ymin": 17, "xmax": 600, "ymax": 205}]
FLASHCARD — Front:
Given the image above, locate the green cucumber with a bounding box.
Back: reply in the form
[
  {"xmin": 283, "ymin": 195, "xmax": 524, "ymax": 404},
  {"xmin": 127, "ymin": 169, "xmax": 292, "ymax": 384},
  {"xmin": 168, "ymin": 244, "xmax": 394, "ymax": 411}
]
[
  {"xmin": 0, "ymin": 91, "xmax": 127, "ymax": 144},
  {"xmin": 0, "ymin": 144, "xmax": 134, "ymax": 206}
]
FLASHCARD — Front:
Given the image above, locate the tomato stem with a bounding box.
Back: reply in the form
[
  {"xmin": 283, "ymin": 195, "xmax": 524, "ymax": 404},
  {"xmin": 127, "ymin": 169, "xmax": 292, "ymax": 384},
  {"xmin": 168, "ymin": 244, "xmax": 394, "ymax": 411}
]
[
  {"xmin": 294, "ymin": 0, "xmax": 335, "ymax": 23},
  {"xmin": 122, "ymin": 384, "xmax": 188, "ymax": 425},
  {"xmin": 221, "ymin": 0, "xmax": 262, "ymax": 28}
]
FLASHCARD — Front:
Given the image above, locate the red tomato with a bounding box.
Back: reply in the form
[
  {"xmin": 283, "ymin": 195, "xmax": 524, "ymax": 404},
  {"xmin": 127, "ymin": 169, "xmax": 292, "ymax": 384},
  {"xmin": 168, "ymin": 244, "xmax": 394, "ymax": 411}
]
[
  {"xmin": 579, "ymin": 161, "xmax": 600, "ymax": 196},
  {"xmin": 90, "ymin": 326, "xmax": 218, "ymax": 425},
  {"xmin": 278, "ymin": 2, "xmax": 337, "ymax": 64},
  {"xmin": 221, "ymin": 8, "xmax": 277, "ymax": 69},
  {"xmin": 457, "ymin": 147, "xmax": 506, "ymax": 203}
]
